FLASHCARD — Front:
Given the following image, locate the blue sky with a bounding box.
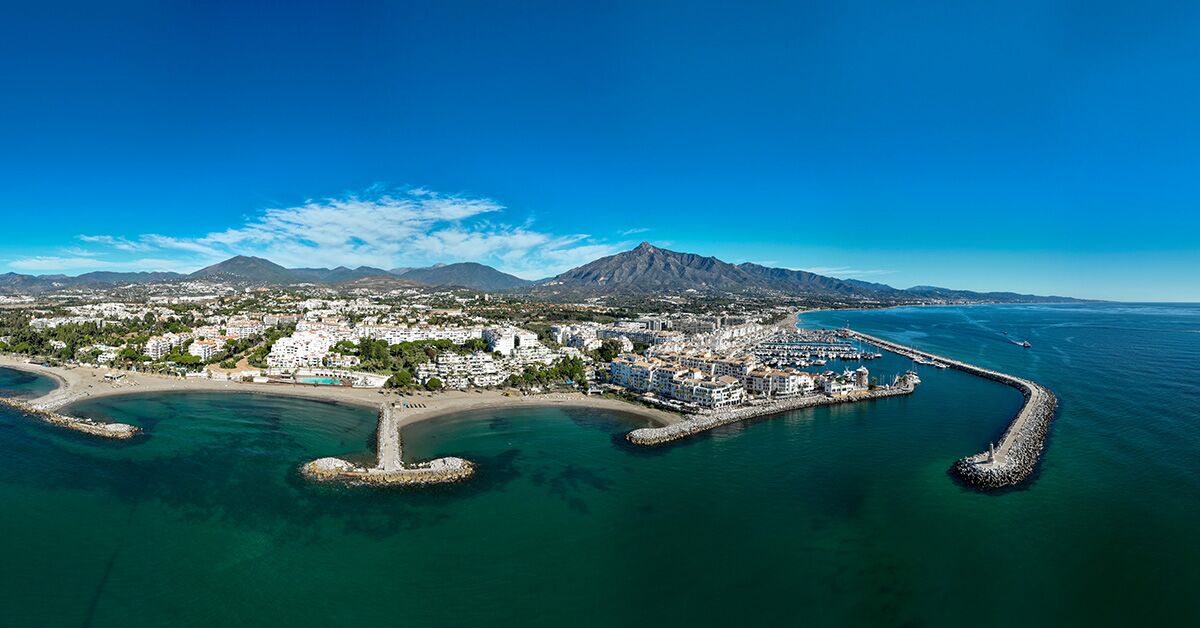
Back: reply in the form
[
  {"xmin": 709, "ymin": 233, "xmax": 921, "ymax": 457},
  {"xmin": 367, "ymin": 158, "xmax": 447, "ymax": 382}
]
[{"xmin": 1, "ymin": 1, "xmax": 1197, "ymax": 301}]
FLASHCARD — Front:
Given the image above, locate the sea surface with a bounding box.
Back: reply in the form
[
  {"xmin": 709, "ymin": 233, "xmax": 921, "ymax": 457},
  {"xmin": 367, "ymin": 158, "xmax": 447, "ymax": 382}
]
[{"xmin": 0, "ymin": 303, "xmax": 1197, "ymax": 626}]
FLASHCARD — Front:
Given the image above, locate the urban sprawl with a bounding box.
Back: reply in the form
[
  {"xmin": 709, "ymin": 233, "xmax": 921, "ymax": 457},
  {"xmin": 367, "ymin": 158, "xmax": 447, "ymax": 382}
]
[{"xmin": 0, "ymin": 281, "xmax": 911, "ymax": 414}]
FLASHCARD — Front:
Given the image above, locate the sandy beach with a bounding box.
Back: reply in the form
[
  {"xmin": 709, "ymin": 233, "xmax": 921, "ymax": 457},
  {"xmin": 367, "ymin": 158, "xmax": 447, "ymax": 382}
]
[{"xmin": 0, "ymin": 355, "xmax": 680, "ymax": 430}]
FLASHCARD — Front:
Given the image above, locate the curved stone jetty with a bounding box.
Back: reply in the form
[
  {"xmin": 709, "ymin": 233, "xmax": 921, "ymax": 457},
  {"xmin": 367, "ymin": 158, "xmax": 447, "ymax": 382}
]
[
  {"xmin": 627, "ymin": 384, "xmax": 916, "ymax": 446},
  {"xmin": 843, "ymin": 330, "xmax": 1058, "ymax": 491},
  {"xmin": 0, "ymin": 396, "xmax": 141, "ymax": 439},
  {"xmin": 301, "ymin": 403, "xmax": 474, "ymax": 486}
]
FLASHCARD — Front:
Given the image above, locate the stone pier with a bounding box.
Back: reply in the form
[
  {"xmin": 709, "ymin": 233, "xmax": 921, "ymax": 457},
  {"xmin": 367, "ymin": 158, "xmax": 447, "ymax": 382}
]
[
  {"xmin": 302, "ymin": 403, "xmax": 474, "ymax": 486},
  {"xmin": 627, "ymin": 383, "xmax": 916, "ymax": 446},
  {"xmin": 843, "ymin": 330, "xmax": 1058, "ymax": 491}
]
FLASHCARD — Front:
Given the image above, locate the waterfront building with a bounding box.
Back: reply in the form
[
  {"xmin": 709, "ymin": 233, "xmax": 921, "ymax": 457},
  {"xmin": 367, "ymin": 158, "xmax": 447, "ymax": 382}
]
[
  {"xmin": 416, "ymin": 351, "xmax": 505, "ymax": 389},
  {"xmin": 267, "ymin": 331, "xmax": 336, "ymax": 369},
  {"xmin": 608, "ymin": 353, "xmax": 747, "ymax": 409},
  {"xmin": 745, "ymin": 367, "xmax": 816, "ymax": 397},
  {"xmin": 146, "ymin": 332, "xmax": 189, "ymax": 359}
]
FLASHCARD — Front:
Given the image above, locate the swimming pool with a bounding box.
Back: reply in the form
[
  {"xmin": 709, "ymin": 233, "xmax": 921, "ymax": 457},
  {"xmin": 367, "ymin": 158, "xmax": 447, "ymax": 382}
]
[{"xmin": 297, "ymin": 377, "xmax": 342, "ymax": 385}]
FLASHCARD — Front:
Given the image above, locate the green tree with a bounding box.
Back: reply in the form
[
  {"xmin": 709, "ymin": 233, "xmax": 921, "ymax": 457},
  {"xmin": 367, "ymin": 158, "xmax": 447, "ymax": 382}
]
[
  {"xmin": 425, "ymin": 377, "xmax": 443, "ymax": 391},
  {"xmin": 386, "ymin": 369, "xmax": 414, "ymax": 389},
  {"xmin": 594, "ymin": 339, "xmax": 622, "ymax": 362}
]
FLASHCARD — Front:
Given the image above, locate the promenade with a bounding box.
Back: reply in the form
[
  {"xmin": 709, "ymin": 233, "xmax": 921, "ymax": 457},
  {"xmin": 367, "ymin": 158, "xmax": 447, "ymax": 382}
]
[{"xmin": 843, "ymin": 330, "xmax": 1058, "ymax": 490}]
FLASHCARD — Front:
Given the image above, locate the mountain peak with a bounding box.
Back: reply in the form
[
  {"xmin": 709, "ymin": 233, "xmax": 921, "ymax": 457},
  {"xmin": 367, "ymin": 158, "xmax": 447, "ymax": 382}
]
[
  {"xmin": 188, "ymin": 255, "xmax": 295, "ymax": 283},
  {"xmin": 634, "ymin": 241, "xmax": 658, "ymax": 253},
  {"xmin": 400, "ymin": 262, "xmax": 532, "ymax": 291}
]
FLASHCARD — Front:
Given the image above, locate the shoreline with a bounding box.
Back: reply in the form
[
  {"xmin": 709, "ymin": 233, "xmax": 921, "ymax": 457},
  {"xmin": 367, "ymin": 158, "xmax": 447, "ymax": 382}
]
[{"xmin": 0, "ymin": 355, "xmax": 680, "ymax": 438}]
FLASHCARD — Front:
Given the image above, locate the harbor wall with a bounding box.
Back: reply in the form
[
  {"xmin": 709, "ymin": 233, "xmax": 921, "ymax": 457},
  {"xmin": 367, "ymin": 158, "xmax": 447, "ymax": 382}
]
[
  {"xmin": 845, "ymin": 331, "xmax": 1058, "ymax": 491},
  {"xmin": 627, "ymin": 384, "xmax": 915, "ymax": 446}
]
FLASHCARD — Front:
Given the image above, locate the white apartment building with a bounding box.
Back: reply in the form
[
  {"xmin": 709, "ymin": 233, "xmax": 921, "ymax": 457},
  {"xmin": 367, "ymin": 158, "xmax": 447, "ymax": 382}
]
[
  {"xmin": 672, "ymin": 374, "xmax": 744, "ymax": 409},
  {"xmin": 267, "ymin": 332, "xmax": 336, "ymax": 369},
  {"xmin": 416, "ymin": 352, "xmax": 505, "ymax": 389},
  {"xmin": 608, "ymin": 354, "xmax": 746, "ymax": 409},
  {"xmin": 653, "ymin": 351, "xmax": 760, "ymax": 379},
  {"xmin": 550, "ymin": 324, "xmax": 604, "ymax": 351},
  {"xmin": 225, "ymin": 318, "xmax": 266, "ymax": 339},
  {"xmin": 145, "ymin": 332, "xmax": 189, "ymax": 359},
  {"xmin": 484, "ymin": 327, "xmax": 539, "ymax": 356},
  {"xmin": 744, "ymin": 367, "xmax": 816, "ymax": 397},
  {"xmin": 325, "ymin": 353, "xmax": 361, "ymax": 368},
  {"xmin": 188, "ymin": 338, "xmax": 226, "ymax": 361},
  {"xmin": 358, "ymin": 324, "xmax": 483, "ymax": 345},
  {"xmin": 597, "ymin": 326, "xmax": 679, "ymax": 346}
]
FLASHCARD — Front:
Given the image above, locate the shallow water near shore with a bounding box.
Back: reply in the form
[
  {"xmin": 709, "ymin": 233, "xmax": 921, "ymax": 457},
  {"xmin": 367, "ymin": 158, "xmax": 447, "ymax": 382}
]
[
  {"xmin": 0, "ymin": 365, "xmax": 57, "ymax": 400},
  {"xmin": 1, "ymin": 303, "xmax": 1198, "ymax": 626}
]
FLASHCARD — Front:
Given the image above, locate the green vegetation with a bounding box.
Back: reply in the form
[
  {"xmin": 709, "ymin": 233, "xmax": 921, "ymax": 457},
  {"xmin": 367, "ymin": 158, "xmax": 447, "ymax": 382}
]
[
  {"xmin": 506, "ymin": 357, "xmax": 586, "ymax": 389},
  {"xmin": 340, "ymin": 338, "xmax": 490, "ymax": 374},
  {"xmin": 592, "ymin": 339, "xmax": 623, "ymax": 362}
]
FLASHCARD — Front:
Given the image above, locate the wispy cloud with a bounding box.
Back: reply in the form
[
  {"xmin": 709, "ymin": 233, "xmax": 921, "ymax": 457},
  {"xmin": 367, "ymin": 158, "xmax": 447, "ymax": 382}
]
[
  {"xmin": 619, "ymin": 227, "xmax": 650, "ymax": 236},
  {"xmin": 78, "ymin": 235, "xmax": 154, "ymax": 253},
  {"xmin": 9, "ymin": 256, "xmax": 195, "ymax": 273},
  {"xmin": 800, "ymin": 266, "xmax": 896, "ymax": 279},
  {"xmin": 14, "ymin": 187, "xmax": 629, "ymax": 278}
]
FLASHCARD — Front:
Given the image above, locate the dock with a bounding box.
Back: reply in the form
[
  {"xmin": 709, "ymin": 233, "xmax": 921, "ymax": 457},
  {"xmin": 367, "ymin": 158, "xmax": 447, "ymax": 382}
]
[
  {"xmin": 0, "ymin": 396, "xmax": 141, "ymax": 439},
  {"xmin": 843, "ymin": 330, "xmax": 1057, "ymax": 490},
  {"xmin": 627, "ymin": 383, "xmax": 916, "ymax": 446},
  {"xmin": 301, "ymin": 403, "xmax": 474, "ymax": 486}
]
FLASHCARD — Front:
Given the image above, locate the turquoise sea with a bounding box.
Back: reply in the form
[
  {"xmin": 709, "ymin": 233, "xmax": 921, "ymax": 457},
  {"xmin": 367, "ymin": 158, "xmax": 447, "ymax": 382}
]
[{"xmin": 1, "ymin": 303, "xmax": 1198, "ymax": 626}]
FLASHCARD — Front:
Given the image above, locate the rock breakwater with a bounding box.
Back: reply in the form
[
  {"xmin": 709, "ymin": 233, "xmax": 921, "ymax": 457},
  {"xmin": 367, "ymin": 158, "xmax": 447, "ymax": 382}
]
[
  {"xmin": 301, "ymin": 403, "xmax": 474, "ymax": 486},
  {"xmin": 844, "ymin": 330, "xmax": 1058, "ymax": 491},
  {"xmin": 0, "ymin": 396, "xmax": 141, "ymax": 439}
]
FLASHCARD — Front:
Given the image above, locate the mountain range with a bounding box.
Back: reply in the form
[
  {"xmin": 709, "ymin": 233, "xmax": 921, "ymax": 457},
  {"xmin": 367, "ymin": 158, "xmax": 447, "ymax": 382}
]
[{"xmin": 0, "ymin": 244, "xmax": 1082, "ymax": 303}]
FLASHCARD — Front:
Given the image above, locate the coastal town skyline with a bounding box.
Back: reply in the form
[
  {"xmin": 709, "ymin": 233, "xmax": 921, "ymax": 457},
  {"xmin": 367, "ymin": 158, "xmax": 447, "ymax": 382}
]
[
  {"xmin": 3, "ymin": 3, "xmax": 1199, "ymax": 626},
  {"xmin": 4, "ymin": 2, "xmax": 1199, "ymax": 301}
]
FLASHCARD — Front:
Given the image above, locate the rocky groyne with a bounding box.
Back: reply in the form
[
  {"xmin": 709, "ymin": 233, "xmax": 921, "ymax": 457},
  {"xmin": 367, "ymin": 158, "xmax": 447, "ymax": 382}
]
[
  {"xmin": 0, "ymin": 396, "xmax": 141, "ymax": 439},
  {"xmin": 301, "ymin": 403, "xmax": 474, "ymax": 486},
  {"xmin": 844, "ymin": 330, "xmax": 1058, "ymax": 491},
  {"xmin": 627, "ymin": 384, "xmax": 915, "ymax": 446}
]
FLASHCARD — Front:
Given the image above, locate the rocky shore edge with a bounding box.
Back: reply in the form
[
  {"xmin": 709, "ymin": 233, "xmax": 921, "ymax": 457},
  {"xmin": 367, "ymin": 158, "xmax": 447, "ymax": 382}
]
[
  {"xmin": 626, "ymin": 384, "xmax": 915, "ymax": 446},
  {"xmin": 0, "ymin": 396, "xmax": 141, "ymax": 439}
]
